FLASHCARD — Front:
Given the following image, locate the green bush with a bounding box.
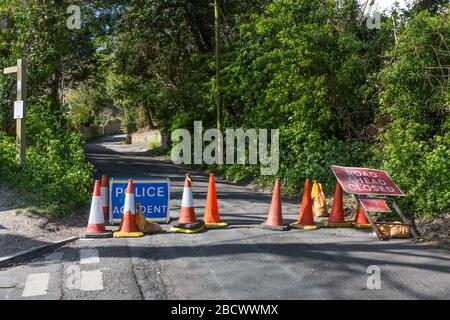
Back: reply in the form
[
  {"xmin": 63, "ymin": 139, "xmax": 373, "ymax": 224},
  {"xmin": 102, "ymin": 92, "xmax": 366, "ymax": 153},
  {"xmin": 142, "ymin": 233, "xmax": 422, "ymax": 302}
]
[
  {"xmin": 378, "ymin": 11, "xmax": 450, "ymax": 218},
  {"xmin": 0, "ymin": 132, "xmax": 17, "ymax": 177},
  {"xmin": 207, "ymin": 0, "xmax": 383, "ymax": 196},
  {"xmin": 0, "ymin": 98, "xmax": 93, "ymax": 216}
]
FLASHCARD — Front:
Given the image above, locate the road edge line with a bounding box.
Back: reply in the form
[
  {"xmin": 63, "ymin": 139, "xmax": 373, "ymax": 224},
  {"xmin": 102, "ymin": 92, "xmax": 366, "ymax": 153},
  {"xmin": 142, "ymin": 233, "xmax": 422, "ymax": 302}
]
[{"xmin": 0, "ymin": 236, "xmax": 78, "ymax": 269}]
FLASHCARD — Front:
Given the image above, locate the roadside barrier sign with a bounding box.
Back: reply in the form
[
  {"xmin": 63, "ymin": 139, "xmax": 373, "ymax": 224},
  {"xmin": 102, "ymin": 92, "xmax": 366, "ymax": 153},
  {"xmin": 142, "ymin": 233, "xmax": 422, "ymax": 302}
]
[
  {"xmin": 331, "ymin": 165, "xmax": 404, "ymax": 196},
  {"xmin": 110, "ymin": 177, "xmax": 170, "ymax": 224},
  {"xmin": 359, "ymin": 198, "xmax": 391, "ymax": 213},
  {"xmin": 330, "ymin": 165, "xmax": 420, "ymax": 240}
]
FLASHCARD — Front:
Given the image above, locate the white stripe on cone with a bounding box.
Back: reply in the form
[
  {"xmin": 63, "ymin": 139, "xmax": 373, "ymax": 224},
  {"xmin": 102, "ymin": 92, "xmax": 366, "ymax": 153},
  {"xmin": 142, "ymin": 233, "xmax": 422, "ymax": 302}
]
[
  {"xmin": 123, "ymin": 191, "xmax": 136, "ymax": 215},
  {"xmin": 181, "ymin": 187, "xmax": 193, "ymax": 208},
  {"xmin": 88, "ymin": 196, "xmax": 105, "ymax": 225}
]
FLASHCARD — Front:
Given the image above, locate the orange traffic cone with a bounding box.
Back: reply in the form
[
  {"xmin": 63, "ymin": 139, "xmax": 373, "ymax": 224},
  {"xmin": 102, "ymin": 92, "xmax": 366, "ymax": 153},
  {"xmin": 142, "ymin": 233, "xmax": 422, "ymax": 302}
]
[
  {"xmin": 261, "ymin": 180, "xmax": 289, "ymax": 231},
  {"xmin": 101, "ymin": 175, "xmax": 109, "ymax": 224},
  {"xmin": 170, "ymin": 174, "xmax": 205, "ymax": 234},
  {"xmin": 322, "ymin": 182, "xmax": 353, "ymax": 227},
  {"xmin": 80, "ymin": 180, "xmax": 112, "ymax": 238},
  {"xmin": 113, "ymin": 179, "xmax": 144, "ymax": 238},
  {"xmin": 290, "ymin": 179, "xmax": 320, "ymax": 230},
  {"xmin": 203, "ymin": 173, "xmax": 228, "ymax": 228},
  {"xmin": 353, "ymin": 203, "xmax": 372, "ymax": 229}
]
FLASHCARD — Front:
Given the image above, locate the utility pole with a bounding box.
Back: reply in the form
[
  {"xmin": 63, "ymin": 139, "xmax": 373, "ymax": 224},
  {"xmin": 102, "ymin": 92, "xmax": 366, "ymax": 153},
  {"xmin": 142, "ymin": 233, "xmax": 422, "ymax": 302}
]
[
  {"xmin": 214, "ymin": 0, "xmax": 222, "ymax": 132},
  {"xmin": 214, "ymin": 0, "xmax": 223, "ymax": 164},
  {"xmin": 4, "ymin": 59, "xmax": 27, "ymax": 164}
]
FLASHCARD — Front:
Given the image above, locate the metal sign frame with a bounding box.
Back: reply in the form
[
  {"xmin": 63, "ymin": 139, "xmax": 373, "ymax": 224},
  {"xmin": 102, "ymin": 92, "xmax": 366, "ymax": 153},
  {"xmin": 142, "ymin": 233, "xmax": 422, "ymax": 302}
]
[
  {"xmin": 331, "ymin": 165, "xmax": 420, "ymax": 240},
  {"xmin": 354, "ymin": 195, "xmax": 420, "ymax": 240}
]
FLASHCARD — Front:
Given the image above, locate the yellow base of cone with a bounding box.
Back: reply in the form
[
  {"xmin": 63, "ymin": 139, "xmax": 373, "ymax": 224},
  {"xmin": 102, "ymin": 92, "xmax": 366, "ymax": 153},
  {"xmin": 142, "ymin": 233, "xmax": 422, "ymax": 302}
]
[
  {"xmin": 353, "ymin": 223, "xmax": 372, "ymax": 229},
  {"xmin": 321, "ymin": 220, "xmax": 353, "ymax": 228},
  {"xmin": 113, "ymin": 231, "xmax": 145, "ymax": 238},
  {"xmin": 204, "ymin": 221, "xmax": 229, "ymax": 228},
  {"xmin": 170, "ymin": 225, "xmax": 205, "ymax": 234},
  {"xmin": 290, "ymin": 223, "xmax": 320, "ymax": 230}
]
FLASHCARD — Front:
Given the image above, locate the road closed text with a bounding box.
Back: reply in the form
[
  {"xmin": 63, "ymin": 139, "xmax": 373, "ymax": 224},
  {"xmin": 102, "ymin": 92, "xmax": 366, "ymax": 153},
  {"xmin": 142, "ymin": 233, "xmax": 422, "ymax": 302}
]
[{"xmin": 331, "ymin": 165, "xmax": 404, "ymax": 196}]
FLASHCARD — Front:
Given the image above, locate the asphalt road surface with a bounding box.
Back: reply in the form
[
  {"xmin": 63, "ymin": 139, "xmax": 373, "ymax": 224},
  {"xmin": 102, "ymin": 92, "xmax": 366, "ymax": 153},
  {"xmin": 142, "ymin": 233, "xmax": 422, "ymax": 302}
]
[{"xmin": 0, "ymin": 134, "xmax": 449, "ymax": 300}]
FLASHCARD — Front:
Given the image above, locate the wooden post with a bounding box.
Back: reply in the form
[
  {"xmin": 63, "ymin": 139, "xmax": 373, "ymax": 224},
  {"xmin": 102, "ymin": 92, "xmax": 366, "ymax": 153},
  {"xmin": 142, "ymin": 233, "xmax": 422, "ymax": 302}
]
[
  {"xmin": 16, "ymin": 59, "xmax": 26, "ymax": 164},
  {"xmin": 4, "ymin": 59, "xmax": 27, "ymax": 164}
]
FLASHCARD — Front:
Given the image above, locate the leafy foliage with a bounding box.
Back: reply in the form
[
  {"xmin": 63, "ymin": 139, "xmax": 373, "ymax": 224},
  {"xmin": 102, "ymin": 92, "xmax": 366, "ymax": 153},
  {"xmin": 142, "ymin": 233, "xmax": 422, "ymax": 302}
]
[
  {"xmin": 378, "ymin": 10, "xmax": 450, "ymax": 217},
  {"xmin": 0, "ymin": 0, "xmax": 95, "ymax": 215}
]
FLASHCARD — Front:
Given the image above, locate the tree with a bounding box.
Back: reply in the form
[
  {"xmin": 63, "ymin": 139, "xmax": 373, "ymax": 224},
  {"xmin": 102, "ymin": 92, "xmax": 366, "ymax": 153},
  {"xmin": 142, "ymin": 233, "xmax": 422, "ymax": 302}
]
[{"xmin": 378, "ymin": 9, "xmax": 450, "ymax": 217}]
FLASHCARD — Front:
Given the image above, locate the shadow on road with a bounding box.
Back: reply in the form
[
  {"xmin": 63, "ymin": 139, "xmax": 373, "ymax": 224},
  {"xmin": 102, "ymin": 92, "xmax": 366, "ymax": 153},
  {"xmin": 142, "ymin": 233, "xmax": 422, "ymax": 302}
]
[
  {"xmin": 49, "ymin": 239, "xmax": 450, "ymax": 273},
  {"xmin": 0, "ymin": 234, "xmax": 52, "ymax": 258}
]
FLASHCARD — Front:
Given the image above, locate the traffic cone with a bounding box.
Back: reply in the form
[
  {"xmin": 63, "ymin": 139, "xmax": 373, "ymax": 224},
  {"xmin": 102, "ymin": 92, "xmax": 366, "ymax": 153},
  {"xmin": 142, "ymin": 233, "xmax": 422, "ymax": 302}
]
[
  {"xmin": 353, "ymin": 203, "xmax": 372, "ymax": 229},
  {"xmin": 113, "ymin": 179, "xmax": 144, "ymax": 238},
  {"xmin": 290, "ymin": 179, "xmax": 320, "ymax": 230},
  {"xmin": 80, "ymin": 180, "xmax": 112, "ymax": 238},
  {"xmin": 261, "ymin": 180, "xmax": 289, "ymax": 231},
  {"xmin": 170, "ymin": 174, "xmax": 205, "ymax": 234},
  {"xmin": 322, "ymin": 182, "xmax": 353, "ymax": 227},
  {"xmin": 101, "ymin": 175, "xmax": 109, "ymax": 224},
  {"xmin": 203, "ymin": 173, "xmax": 228, "ymax": 228}
]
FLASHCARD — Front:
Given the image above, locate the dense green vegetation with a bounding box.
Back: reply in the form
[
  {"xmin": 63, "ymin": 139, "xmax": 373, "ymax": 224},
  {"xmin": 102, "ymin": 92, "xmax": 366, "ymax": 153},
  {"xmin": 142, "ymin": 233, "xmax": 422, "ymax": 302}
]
[
  {"xmin": 377, "ymin": 10, "xmax": 449, "ymax": 217},
  {"xmin": 0, "ymin": 0, "xmax": 448, "ymax": 218},
  {"xmin": 0, "ymin": 1, "xmax": 96, "ymax": 215}
]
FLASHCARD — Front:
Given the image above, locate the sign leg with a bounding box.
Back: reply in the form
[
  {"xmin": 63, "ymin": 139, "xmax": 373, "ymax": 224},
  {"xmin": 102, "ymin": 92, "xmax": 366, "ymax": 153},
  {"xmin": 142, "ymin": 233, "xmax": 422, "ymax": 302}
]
[{"xmin": 392, "ymin": 201, "xmax": 421, "ymax": 239}]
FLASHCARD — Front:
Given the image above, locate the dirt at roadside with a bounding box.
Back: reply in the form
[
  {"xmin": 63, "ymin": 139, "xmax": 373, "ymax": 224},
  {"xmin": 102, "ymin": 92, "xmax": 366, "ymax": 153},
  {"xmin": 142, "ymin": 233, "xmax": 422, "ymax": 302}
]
[
  {"xmin": 0, "ymin": 183, "xmax": 88, "ymax": 258},
  {"xmin": 416, "ymin": 214, "xmax": 450, "ymax": 250}
]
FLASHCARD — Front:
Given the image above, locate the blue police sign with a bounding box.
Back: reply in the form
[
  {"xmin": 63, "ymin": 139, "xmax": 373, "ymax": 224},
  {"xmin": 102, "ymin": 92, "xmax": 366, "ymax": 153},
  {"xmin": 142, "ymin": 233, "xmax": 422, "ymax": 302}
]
[{"xmin": 109, "ymin": 177, "xmax": 170, "ymax": 224}]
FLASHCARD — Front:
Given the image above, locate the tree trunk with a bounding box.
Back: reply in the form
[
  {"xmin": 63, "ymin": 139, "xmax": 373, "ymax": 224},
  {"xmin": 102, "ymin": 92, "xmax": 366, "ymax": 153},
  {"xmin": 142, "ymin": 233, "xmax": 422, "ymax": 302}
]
[
  {"xmin": 49, "ymin": 71, "xmax": 61, "ymax": 111},
  {"xmin": 143, "ymin": 105, "xmax": 155, "ymax": 129}
]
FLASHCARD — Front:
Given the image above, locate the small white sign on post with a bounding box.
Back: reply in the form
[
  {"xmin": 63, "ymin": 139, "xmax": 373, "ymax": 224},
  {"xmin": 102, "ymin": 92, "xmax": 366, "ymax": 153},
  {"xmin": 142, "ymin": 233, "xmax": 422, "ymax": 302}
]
[{"xmin": 14, "ymin": 100, "xmax": 24, "ymax": 119}]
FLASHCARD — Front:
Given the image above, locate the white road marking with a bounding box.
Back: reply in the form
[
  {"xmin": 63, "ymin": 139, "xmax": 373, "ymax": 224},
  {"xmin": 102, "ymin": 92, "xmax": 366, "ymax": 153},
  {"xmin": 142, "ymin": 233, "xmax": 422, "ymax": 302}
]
[
  {"xmin": 22, "ymin": 273, "xmax": 50, "ymax": 297},
  {"xmin": 80, "ymin": 270, "xmax": 103, "ymax": 291},
  {"xmin": 66, "ymin": 265, "xmax": 81, "ymax": 290},
  {"xmin": 80, "ymin": 248, "xmax": 100, "ymax": 264},
  {"xmin": 66, "ymin": 265, "xmax": 104, "ymax": 291}
]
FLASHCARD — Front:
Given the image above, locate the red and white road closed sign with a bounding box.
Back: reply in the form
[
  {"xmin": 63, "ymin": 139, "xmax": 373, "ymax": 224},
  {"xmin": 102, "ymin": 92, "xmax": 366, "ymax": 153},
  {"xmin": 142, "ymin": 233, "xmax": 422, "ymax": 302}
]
[{"xmin": 331, "ymin": 165, "xmax": 404, "ymax": 196}]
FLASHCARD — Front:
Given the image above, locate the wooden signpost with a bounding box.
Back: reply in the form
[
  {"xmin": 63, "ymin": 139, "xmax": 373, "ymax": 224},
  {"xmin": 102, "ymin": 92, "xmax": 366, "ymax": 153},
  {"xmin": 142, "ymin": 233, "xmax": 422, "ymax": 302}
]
[
  {"xmin": 4, "ymin": 59, "xmax": 27, "ymax": 164},
  {"xmin": 331, "ymin": 165, "xmax": 421, "ymax": 240}
]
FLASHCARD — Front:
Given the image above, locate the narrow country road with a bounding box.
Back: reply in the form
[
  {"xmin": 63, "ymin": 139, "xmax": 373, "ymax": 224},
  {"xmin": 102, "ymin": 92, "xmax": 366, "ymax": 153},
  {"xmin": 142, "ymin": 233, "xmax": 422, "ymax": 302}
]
[{"xmin": 0, "ymin": 134, "xmax": 449, "ymax": 300}]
